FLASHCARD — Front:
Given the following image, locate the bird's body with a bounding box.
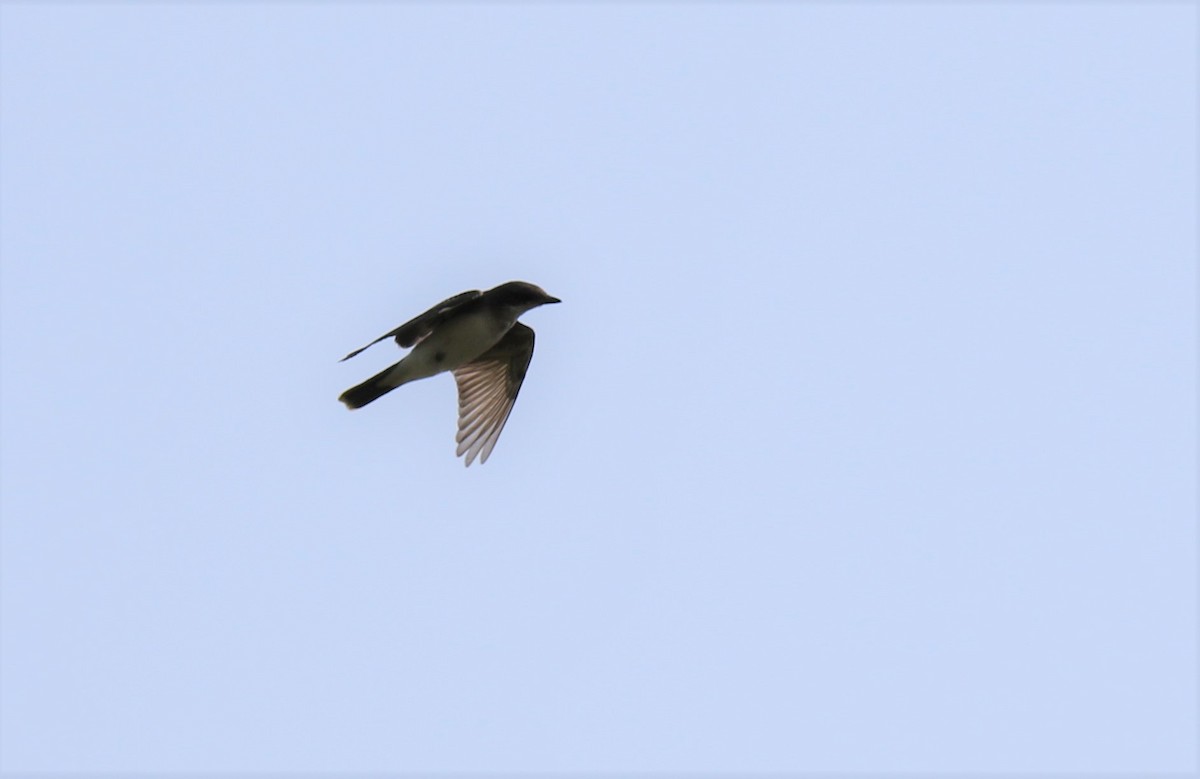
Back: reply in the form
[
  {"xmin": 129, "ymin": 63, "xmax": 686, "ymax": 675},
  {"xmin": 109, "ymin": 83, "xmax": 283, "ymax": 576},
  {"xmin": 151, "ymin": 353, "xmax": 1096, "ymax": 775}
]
[
  {"xmin": 343, "ymin": 300, "xmax": 512, "ymax": 405},
  {"xmin": 338, "ymin": 281, "xmax": 560, "ymax": 465}
]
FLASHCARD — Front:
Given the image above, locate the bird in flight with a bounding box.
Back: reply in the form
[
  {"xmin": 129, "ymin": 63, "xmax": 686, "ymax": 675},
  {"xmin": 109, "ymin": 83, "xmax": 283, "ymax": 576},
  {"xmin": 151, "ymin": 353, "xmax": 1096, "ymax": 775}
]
[{"xmin": 338, "ymin": 281, "xmax": 561, "ymax": 466}]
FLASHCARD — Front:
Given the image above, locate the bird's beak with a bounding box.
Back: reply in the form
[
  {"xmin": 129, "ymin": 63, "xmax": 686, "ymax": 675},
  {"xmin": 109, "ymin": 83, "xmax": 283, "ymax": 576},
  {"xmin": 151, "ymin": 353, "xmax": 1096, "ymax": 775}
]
[{"xmin": 544, "ymin": 296, "xmax": 562, "ymax": 304}]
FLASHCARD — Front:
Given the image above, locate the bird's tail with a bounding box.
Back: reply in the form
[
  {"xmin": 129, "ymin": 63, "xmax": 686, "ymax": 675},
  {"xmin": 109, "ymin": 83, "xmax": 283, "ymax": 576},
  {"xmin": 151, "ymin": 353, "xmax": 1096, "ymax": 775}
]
[{"xmin": 339, "ymin": 363, "xmax": 409, "ymax": 409}]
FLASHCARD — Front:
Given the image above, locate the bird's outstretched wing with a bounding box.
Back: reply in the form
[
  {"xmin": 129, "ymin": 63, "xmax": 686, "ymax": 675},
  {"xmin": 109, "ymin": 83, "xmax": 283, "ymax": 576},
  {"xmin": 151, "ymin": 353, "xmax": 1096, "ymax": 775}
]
[
  {"xmin": 452, "ymin": 323, "xmax": 536, "ymax": 466},
  {"xmin": 339, "ymin": 290, "xmax": 482, "ymax": 362}
]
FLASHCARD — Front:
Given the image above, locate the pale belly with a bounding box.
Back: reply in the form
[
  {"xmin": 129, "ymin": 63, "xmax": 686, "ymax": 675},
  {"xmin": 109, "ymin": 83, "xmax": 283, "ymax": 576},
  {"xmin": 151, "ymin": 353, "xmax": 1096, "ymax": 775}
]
[{"xmin": 400, "ymin": 313, "xmax": 508, "ymax": 381}]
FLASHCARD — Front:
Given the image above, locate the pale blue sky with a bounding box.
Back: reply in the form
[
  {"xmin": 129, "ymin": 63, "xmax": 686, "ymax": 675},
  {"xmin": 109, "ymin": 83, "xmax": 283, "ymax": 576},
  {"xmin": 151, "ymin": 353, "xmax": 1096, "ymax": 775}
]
[{"xmin": 0, "ymin": 3, "xmax": 1196, "ymax": 776}]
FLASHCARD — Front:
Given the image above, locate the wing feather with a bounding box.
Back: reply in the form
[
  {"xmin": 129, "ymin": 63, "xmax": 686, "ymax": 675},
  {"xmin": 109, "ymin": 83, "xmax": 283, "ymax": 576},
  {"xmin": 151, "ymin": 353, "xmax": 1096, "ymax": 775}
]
[
  {"xmin": 452, "ymin": 323, "xmax": 536, "ymax": 466},
  {"xmin": 339, "ymin": 290, "xmax": 482, "ymax": 361}
]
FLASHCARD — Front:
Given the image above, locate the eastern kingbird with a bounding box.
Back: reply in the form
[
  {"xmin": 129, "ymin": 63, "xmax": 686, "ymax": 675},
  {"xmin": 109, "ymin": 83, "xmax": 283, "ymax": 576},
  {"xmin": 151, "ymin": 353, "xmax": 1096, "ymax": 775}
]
[{"xmin": 338, "ymin": 281, "xmax": 561, "ymax": 466}]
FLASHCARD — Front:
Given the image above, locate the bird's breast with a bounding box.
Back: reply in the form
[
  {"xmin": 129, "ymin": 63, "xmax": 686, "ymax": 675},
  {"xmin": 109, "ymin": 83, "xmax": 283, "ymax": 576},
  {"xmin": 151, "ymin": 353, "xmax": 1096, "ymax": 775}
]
[{"xmin": 411, "ymin": 312, "xmax": 509, "ymax": 371}]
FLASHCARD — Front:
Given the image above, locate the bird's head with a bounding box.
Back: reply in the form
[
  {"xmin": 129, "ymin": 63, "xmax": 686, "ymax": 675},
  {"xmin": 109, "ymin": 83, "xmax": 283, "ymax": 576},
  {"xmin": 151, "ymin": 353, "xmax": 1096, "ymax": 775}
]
[{"xmin": 487, "ymin": 281, "xmax": 561, "ymax": 313}]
